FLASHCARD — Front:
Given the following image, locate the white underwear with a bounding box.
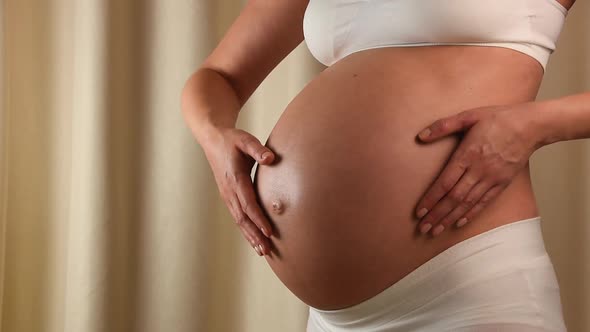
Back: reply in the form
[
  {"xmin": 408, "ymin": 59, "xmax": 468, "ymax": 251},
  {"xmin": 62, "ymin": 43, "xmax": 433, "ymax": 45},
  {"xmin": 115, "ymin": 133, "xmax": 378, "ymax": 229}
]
[{"xmin": 306, "ymin": 216, "xmax": 568, "ymax": 332}]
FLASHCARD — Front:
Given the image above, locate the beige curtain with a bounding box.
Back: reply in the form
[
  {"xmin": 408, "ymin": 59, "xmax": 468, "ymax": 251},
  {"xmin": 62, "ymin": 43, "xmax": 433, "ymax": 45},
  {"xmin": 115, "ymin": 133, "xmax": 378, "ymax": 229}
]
[{"xmin": 0, "ymin": 1, "xmax": 588, "ymax": 332}]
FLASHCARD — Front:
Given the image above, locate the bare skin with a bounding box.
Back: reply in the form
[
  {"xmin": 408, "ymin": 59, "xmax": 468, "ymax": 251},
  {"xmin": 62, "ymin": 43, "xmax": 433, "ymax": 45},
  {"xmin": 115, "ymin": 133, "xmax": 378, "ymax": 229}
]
[
  {"xmin": 253, "ymin": 45, "xmax": 544, "ymax": 310},
  {"xmin": 182, "ymin": 0, "xmax": 576, "ymax": 311}
]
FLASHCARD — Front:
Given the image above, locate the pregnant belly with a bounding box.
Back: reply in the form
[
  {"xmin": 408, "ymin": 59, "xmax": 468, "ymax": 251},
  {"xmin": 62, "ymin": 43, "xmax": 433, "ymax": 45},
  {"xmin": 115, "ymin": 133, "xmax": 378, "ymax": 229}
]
[{"xmin": 252, "ymin": 46, "xmax": 541, "ymax": 310}]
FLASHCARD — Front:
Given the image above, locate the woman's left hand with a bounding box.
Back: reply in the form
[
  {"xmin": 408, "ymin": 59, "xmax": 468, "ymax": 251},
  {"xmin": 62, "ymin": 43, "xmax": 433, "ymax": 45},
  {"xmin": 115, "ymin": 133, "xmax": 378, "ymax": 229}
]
[{"xmin": 414, "ymin": 102, "xmax": 542, "ymax": 237}]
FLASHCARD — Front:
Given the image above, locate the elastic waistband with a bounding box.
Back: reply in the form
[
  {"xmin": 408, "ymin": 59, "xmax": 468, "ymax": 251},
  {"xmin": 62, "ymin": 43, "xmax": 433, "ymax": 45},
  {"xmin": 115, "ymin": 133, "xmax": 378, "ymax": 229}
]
[{"xmin": 310, "ymin": 216, "xmax": 547, "ymax": 328}]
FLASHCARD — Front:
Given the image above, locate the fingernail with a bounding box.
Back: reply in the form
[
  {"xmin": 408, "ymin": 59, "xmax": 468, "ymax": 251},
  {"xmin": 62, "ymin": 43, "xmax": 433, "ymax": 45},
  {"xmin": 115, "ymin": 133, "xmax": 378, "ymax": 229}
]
[
  {"xmin": 261, "ymin": 227, "xmax": 271, "ymax": 238},
  {"xmin": 261, "ymin": 152, "xmax": 272, "ymax": 161},
  {"xmin": 432, "ymin": 224, "xmax": 445, "ymax": 236},
  {"xmin": 420, "ymin": 223, "xmax": 432, "ymax": 234},
  {"xmin": 419, "ymin": 128, "xmax": 431, "ymax": 139},
  {"xmin": 417, "ymin": 208, "xmax": 428, "ymax": 218},
  {"xmin": 254, "ymin": 245, "xmax": 262, "ymax": 256},
  {"xmin": 456, "ymin": 217, "xmax": 468, "ymax": 228},
  {"xmin": 258, "ymin": 244, "xmax": 265, "ymax": 255}
]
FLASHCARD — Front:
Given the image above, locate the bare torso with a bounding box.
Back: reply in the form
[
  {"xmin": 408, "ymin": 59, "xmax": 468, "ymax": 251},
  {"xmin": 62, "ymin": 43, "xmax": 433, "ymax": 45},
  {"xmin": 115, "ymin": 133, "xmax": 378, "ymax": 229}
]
[{"xmin": 252, "ymin": 0, "xmax": 574, "ymax": 311}]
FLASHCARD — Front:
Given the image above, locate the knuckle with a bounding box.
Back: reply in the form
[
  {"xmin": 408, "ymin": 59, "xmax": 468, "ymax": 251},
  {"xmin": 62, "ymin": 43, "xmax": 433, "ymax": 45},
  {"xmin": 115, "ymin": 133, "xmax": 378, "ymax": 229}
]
[
  {"xmin": 231, "ymin": 129, "xmax": 246, "ymax": 141},
  {"xmin": 225, "ymin": 188, "xmax": 238, "ymax": 200},
  {"xmin": 253, "ymin": 233, "xmax": 264, "ymax": 244},
  {"xmin": 235, "ymin": 214, "xmax": 249, "ymax": 225},
  {"xmin": 438, "ymin": 119, "xmax": 450, "ymax": 131},
  {"xmin": 463, "ymin": 194, "xmax": 477, "ymax": 205},
  {"xmin": 462, "ymin": 213, "xmax": 473, "ymax": 222},
  {"xmin": 480, "ymin": 191, "xmax": 496, "ymax": 204},
  {"xmin": 460, "ymin": 200, "xmax": 473, "ymax": 210},
  {"xmin": 422, "ymin": 214, "xmax": 435, "ymax": 224},
  {"xmin": 241, "ymin": 200, "xmax": 251, "ymax": 214},
  {"xmin": 224, "ymin": 197, "xmax": 237, "ymax": 212},
  {"xmin": 475, "ymin": 196, "xmax": 489, "ymax": 207},
  {"xmin": 440, "ymin": 216, "xmax": 454, "ymax": 227},
  {"xmin": 455, "ymin": 157, "xmax": 470, "ymax": 170},
  {"xmin": 440, "ymin": 180, "xmax": 454, "ymax": 192},
  {"xmin": 470, "ymin": 204, "xmax": 484, "ymax": 215},
  {"xmin": 251, "ymin": 208, "xmax": 265, "ymax": 224},
  {"xmin": 458, "ymin": 112, "xmax": 470, "ymax": 126},
  {"xmin": 240, "ymin": 134, "xmax": 256, "ymax": 147},
  {"xmin": 240, "ymin": 229, "xmax": 252, "ymax": 242},
  {"xmin": 219, "ymin": 188, "xmax": 229, "ymax": 201},
  {"xmin": 432, "ymin": 119, "xmax": 443, "ymax": 130},
  {"xmin": 248, "ymin": 226, "xmax": 262, "ymax": 239},
  {"xmin": 447, "ymin": 189, "xmax": 464, "ymax": 203},
  {"xmin": 224, "ymin": 198, "xmax": 236, "ymax": 213},
  {"xmin": 225, "ymin": 170, "xmax": 238, "ymax": 183}
]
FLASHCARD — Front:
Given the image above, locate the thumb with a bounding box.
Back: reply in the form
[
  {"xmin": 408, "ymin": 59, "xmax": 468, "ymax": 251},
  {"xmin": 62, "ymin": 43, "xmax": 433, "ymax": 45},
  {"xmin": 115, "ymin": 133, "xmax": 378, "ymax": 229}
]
[
  {"xmin": 418, "ymin": 110, "xmax": 479, "ymax": 141},
  {"xmin": 233, "ymin": 129, "xmax": 275, "ymax": 165},
  {"xmin": 258, "ymin": 148, "xmax": 275, "ymax": 165}
]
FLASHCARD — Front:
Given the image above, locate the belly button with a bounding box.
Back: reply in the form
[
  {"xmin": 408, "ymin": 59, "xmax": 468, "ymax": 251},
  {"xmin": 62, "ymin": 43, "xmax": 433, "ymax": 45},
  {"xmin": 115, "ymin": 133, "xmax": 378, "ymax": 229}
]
[{"xmin": 272, "ymin": 199, "xmax": 285, "ymax": 215}]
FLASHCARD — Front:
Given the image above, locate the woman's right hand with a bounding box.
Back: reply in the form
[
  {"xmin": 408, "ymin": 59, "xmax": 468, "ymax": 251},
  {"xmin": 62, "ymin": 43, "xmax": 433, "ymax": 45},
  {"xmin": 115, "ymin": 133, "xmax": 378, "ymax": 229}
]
[{"xmin": 202, "ymin": 127, "xmax": 276, "ymax": 257}]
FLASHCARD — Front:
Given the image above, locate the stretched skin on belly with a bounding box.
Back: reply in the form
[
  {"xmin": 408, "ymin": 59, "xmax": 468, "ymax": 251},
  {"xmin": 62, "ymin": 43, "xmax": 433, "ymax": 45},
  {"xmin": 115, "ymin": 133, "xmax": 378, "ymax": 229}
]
[
  {"xmin": 251, "ymin": 80, "xmax": 462, "ymax": 308},
  {"xmin": 251, "ymin": 46, "xmax": 541, "ymax": 310}
]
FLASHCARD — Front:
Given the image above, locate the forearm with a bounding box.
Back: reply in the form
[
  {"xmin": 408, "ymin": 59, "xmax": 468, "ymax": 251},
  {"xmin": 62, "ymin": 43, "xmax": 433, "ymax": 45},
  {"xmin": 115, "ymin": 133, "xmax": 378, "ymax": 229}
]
[
  {"xmin": 530, "ymin": 91, "xmax": 590, "ymax": 148},
  {"xmin": 181, "ymin": 67, "xmax": 242, "ymax": 148}
]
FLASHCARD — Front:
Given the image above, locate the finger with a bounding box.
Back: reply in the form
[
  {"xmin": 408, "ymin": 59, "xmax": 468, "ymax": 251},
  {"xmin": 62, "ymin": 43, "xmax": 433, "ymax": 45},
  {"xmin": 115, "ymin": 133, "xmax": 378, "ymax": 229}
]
[
  {"xmin": 418, "ymin": 167, "xmax": 480, "ymax": 236},
  {"xmin": 228, "ymin": 193, "xmax": 270, "ymax": 255},
  {"xmin": 437, "ymin": 180, "xmax": 492, "ymax": 230},
  {"xmin": 235, "ymin": 173, "xmax": 274, "ymax": 238},
  {"xmin": 233, "ymin": 130, "xmax": 275, "ymax": 164},
  {"xmin": 415, "ymin": 155, "xmax": 469, "ymax": 220},
  {"xmin": 461, "ymin": 184, "xmax": 505, "ymax": 223},
  {"xmin": 418, "ymin": 110, "xmax": 479, "ymax": 141},
  {"xmin": 237, "ymin": 217, "xmax": 271, "ymax": 256},
  {"xmin": 226, "ymin": 193, "xmax": 254, "ymax": 244}
]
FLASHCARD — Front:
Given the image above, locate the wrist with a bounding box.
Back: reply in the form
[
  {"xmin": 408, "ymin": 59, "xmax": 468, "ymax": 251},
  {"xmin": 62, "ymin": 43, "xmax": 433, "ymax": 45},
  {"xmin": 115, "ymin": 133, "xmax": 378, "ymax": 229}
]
[
  {"xmin": 181, "ymin": 69, "xmax": 240, "ymax": 149},
  {"xmin": 180, "ymin": 103, "xmax": 227, "ymax": 151},
  {"xmin": 525, "ymin": 100, "xmax": 564, "ymax": 150},
  {"xmin": 195, "ymin": 122, "xmax": 226, "ymax": 149}
]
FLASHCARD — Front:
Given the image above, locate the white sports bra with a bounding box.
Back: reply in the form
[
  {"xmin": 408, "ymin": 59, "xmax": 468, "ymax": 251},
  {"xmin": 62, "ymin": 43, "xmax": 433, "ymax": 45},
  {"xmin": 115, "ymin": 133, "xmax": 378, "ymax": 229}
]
[{"xmin": 302, "ymin": 0, "xmax": 568, "ymax": 72}]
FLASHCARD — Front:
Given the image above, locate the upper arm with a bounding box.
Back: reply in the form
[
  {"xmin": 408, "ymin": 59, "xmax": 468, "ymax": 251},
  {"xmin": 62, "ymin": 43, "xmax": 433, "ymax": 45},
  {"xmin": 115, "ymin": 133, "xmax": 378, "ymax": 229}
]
[{"xmin": 200, "ymin": 0, "xmax": 310, "ymax": 106}]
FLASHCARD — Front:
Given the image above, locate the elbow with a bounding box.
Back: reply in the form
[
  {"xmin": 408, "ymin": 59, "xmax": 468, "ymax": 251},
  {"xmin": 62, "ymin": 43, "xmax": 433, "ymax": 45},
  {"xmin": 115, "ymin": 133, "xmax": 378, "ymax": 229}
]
[
  {"xmin": 180, "ymin": 69, "xmax": 200, "ymax": 116},
  {"xmin": 181, "ymin": 68, "xmax": 212, "ymax": 121}
]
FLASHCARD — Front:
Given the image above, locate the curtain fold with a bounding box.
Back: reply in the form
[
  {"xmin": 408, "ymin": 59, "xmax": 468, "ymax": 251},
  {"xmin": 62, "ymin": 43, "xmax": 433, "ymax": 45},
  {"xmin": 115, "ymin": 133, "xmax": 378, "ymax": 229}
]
[{"xmin": 1, "ymin": 0, "xmax": 589, "ymax": 331}]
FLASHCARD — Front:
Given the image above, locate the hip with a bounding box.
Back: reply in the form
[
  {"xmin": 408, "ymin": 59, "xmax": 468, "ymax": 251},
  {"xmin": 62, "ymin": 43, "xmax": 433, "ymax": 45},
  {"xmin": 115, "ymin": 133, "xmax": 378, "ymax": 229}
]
[{"xmin": 306, "ymin": 216, "xmax": 567, "ymax": 332}]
